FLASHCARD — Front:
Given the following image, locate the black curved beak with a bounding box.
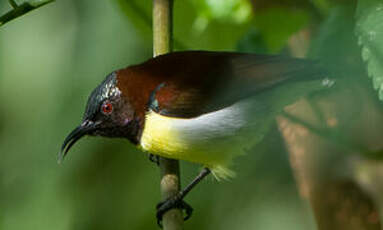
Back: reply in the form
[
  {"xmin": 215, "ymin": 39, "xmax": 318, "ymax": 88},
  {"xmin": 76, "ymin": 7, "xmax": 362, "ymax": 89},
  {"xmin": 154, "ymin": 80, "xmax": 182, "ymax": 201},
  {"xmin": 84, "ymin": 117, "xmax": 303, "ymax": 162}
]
[{"xmin": 58, "ymin": 120, "xmax": 96, "ymax": 164}]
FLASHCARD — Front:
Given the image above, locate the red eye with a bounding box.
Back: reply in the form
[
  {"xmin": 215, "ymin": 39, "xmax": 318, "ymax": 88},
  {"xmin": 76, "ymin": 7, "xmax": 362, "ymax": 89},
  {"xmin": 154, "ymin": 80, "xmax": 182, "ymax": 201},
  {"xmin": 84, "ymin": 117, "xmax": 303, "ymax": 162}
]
[{"xmin": 101, "ymin": 101, "xmax": 113, "ymax": 115}]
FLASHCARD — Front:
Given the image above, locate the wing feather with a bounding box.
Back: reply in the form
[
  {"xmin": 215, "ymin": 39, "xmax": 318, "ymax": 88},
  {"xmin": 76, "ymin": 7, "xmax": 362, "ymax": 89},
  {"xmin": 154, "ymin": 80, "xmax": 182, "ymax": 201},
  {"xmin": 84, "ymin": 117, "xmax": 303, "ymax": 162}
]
[{"xmin": 141, "ymin": 51, "xmax": 328, "ymax": 118}]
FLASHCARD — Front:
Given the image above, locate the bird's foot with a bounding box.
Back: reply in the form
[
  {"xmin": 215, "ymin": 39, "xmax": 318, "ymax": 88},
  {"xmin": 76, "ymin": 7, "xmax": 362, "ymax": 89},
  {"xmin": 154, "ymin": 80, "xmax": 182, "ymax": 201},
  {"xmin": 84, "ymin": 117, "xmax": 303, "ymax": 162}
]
[
  {"xmin": 149, "ymin": 154, "xmax": 159, "ymax": 166},
  {"xmin": 156, "ymin": 196, "xmax": 193, "ymax": 227}
]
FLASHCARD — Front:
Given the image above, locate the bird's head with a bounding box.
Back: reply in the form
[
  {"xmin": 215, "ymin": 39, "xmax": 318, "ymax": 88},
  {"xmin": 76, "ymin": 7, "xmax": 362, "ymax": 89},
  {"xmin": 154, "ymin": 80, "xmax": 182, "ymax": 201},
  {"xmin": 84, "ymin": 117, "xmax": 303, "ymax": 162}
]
[{"xmin": 59, "ymin": 72, "xmax": 140, "ymax": 163}]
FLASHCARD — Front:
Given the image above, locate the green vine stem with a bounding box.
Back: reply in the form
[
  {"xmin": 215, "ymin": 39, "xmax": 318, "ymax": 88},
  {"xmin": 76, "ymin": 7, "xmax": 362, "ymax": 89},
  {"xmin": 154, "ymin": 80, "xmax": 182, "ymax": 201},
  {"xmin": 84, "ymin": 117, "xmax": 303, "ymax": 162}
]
[{"xmin": 0, "ymin": 0, "xmax": 54, "ymax": 27}]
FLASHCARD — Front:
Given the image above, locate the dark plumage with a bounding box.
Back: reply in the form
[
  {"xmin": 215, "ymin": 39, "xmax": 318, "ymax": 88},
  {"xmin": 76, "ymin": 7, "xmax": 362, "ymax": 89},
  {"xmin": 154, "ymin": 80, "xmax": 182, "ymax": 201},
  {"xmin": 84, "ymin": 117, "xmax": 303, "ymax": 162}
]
[{"xmin": 59, "ymin": 50, "xmax": 333, "ymax": 223}]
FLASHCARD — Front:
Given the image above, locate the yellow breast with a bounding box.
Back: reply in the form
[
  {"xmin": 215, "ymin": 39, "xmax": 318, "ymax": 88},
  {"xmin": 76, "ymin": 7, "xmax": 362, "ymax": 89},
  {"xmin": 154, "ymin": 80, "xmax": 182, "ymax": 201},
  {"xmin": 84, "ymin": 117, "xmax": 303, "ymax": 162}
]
[
  {"xmin": 140, "ymin": 110, "xmax": 184, "ymax": 157},
  {"xmin": 139, "ymin": 110, "xmax": 240, "ymax": 179}
]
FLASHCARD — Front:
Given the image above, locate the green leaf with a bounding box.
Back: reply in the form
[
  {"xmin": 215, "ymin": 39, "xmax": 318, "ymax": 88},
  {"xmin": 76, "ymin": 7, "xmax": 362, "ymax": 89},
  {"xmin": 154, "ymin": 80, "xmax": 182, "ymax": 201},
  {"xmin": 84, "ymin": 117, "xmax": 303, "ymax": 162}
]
[
  {"xmin": 236, "ymin": 28, "xmax": 269, "ymax": 53},
  {"xmin": 253, "ymin": 7, "xmax": 310, "ymax": 53},
  {"xmin": 309, "ymin": 6, "xmax": 363, "ymax": 75},
  {"xmin": 191, "ymin": 0, "xmax": 252, "ymax": 29},
  {"xmin": 355, "ymin": 0, "xmax": 383, "ymax": 100}
]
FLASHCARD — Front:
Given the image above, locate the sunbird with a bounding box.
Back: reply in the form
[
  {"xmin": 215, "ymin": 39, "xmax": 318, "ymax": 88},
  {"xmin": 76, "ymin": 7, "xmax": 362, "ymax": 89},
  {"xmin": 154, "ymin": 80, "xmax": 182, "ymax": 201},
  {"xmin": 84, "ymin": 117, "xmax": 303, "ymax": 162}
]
[{"xmin": 60, "ymin": 51, "xmax": 332, "ymax": 223}]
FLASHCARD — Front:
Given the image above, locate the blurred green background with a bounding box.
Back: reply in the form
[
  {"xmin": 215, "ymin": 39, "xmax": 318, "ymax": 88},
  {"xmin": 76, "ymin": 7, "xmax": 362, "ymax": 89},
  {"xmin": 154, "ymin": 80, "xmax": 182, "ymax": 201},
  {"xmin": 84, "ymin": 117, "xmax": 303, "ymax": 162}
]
[{"xmin": 1, "ymin": 0, "xmax": 383, "ymax": 229}]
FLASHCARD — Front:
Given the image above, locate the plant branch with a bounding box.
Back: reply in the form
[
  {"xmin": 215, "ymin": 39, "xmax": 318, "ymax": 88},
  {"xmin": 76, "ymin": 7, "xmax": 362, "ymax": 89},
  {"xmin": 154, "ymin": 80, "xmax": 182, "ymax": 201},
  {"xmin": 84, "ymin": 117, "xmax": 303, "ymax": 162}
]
[
  {"xmin": 153, "ymin": 0, "xmax": 184, "ymax": 229},
  {"xmin": 121, "ymin": 0, "xmax": 186, "ymax": 50},
  {"xmin": 281, "ymin": 110, "xmax": 368, "ymax": 153},
  {"xmin": 281, "ymin": 110, "xmax": 383, "ymax": 160},
  {"xmin": 0, "ymin": 0, "xmax": 54, "ymax": 27}
]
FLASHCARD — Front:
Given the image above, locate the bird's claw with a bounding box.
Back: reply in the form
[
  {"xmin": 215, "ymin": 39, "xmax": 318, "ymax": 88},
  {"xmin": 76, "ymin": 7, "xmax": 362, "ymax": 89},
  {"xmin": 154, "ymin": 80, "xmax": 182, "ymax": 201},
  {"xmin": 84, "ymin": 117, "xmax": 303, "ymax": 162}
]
[{"xmin": 156, "ymin": 196, "xmax": 193, "ymax": 227}]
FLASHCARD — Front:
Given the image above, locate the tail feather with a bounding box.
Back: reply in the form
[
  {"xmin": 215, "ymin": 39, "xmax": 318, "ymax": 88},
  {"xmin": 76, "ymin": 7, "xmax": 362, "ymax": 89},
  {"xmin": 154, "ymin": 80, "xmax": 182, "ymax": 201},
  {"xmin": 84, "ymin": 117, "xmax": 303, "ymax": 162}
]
[{"xmin": 209, "ymin": 164, "xmax": 236, "ymax": 181}]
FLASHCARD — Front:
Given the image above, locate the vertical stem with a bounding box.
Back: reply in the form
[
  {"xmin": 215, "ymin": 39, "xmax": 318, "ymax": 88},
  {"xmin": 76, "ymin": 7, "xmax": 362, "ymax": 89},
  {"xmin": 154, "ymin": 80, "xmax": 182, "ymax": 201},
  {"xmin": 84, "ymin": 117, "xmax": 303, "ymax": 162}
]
[
  {"xmin": 153, "ymin": 0, "xmax": 173, "ymax": 56},
  {"xmin": 158, "ymin": 158, "xmax": 184, "ymax": 230},
  {"xmin": 153, "ymin": 1, "xmax": 184, "ymax": 230}
]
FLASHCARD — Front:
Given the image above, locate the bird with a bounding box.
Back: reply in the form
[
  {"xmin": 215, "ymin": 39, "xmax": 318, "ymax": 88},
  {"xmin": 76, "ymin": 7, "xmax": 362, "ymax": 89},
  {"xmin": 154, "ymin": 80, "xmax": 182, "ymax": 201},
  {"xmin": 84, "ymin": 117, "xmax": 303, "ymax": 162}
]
[{"xmin": 59, "ymin": 50, "xmax": 332, "ymax": 224}]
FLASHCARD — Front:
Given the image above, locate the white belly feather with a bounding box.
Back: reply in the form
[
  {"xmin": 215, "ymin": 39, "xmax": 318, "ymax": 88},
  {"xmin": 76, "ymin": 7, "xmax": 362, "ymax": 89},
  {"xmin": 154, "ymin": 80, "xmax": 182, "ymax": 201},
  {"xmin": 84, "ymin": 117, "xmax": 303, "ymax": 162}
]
[
  {"xmin": 140, "ymin": 95, "xmax": 274, "ymax": 179},
  {"xmin": 139, "ymin": 78, "xmax": 328, "ymax": 179}
]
